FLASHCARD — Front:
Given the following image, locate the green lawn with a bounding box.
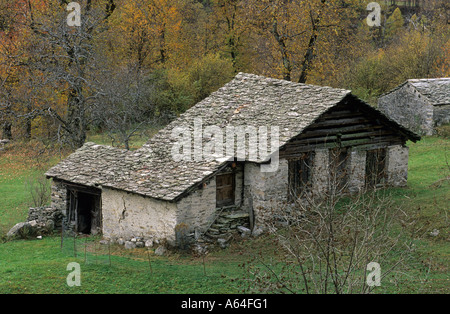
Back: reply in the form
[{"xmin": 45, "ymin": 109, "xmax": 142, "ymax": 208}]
[
  {"xmin": 0, "ymin": 237, "xmax": 243, "ymax": 294},
  {"xmin": 0, "ymin": 136, "xmax": 448, "ymax": 294}
]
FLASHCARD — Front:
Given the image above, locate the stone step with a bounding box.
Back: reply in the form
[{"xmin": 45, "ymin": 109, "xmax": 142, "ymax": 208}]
[
  {"xmin": 204, "ymin": 231, "xmax": 232, "ymax": 240},
  {"xmin": 223, "ymin": 211, "xmax": 249, "ymax": 220}
]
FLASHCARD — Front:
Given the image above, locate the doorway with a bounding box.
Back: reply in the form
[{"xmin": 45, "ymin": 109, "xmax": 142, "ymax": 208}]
[
  {"xmin": 216, "ymin": 173, "xmax": 235, "ymax": 208},
  {"xmin": 67, "ymin": 185, "xmax": 102, "ymax": 234}
]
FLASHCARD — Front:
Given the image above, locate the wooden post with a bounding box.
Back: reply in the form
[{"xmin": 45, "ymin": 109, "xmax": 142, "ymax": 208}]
[
  {"xmin": 146, "ymin": 248, "xmax": 153, "ymax": 275},
  {"xmin": 108, "ymin": 240, "xmax": 112, "ymax": 267},
  {"xmin": 73, "ymin": 233, "xmax": 77, "ymax": 258},
  {"xmin": 60, "ymin": 222, "xmax": 64, "ymax": 251},
  {"xmin": 84, "ymin": 237, "xmax": 87, "ymax": 263}
]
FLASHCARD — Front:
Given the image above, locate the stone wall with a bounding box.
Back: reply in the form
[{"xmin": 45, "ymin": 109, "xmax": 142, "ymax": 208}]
[
  {"xmin": 386, "ymin": 145, "xmax": 409, "ymax": 187},
  {"xmin": 176, "ymin": 164, "xmax": 244, "ymax": 236},
  {"xmin": 176, "ymin": 177, "xmax": 217, "ymax": 235},
  {"xmin": 242, "ymin": 159, "xmax": 289, "ymax": 227},
  {"xmin": 7, "ymin": 206, "xmax": 62, "ymax": 239},
  {"xmin": 48, "ymin": 144, "xmax": 411, "ymax": 244},
  {"xmin": 101, "ymin": 188, "xmax": 178, "ymax": 244},
  {"xmin": 347, "ymin": 148, "xmax": 367, "ymax": 194},
  {"xmin": 51, "ymin": 180, "xmax": 68, "ymax": 220},
  {"xmin": 242, "ymin": 145, "xmax": 411, "ymax": 229},
  {"xmin": 311, "ymin": 149, "xmax": 329, "ymax": 197},
  {"xmin": 378, "ymin": 84, "xmax": 434, "ymax": 136}
]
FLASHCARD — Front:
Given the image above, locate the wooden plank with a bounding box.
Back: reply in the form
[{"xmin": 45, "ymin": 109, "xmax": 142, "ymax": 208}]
[
  {"xmin": 280, "ymin": 138, "xmax": 402, "ymax": 158},
  {"xmin": 65, "ymin": 182, "xmax": 101, "ymax": 196},
  {"xmin": 290, "ymin": 130, "xmax": 394, "ymax": 145},
  {"xmin": 308, "ymin": 117, "xmax": 373, "ymax": 129},
  {"xmin": 317, "ymin": 110, "xmax": 363, "ymax": 120},
  {"xmin": 297, "ymin": 124, "xmax": 385, "ymax": 139}
]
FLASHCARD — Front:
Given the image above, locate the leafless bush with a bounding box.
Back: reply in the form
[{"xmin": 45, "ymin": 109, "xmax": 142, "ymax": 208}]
[
  {"xmin": 243, "ymin": 149, "xmax": 424, "ymax": 294},
  {"xmin": 26, "ymin": 174, "xmax": 51, "ymax": 208}
]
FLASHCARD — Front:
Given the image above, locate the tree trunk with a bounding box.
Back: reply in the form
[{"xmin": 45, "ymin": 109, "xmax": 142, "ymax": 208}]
[
  {"xmin": 271, "ymin": 16, "xmax": 292, "ymax": 81},
  {"xmin": 66, "ymin": 88, "xmax": 86, "ymax": 149},
  {"xmin": 298, "ymin": 0, "xmax": 327, "ymax": 84}
]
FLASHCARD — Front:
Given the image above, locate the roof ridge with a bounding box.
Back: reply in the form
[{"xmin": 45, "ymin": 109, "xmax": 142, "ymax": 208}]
[
  {"xmin": 408, "ymin": 77, "xmax": 450, "ymax": 82},
  {"xmin": 234, "ymin": 72, "xmax": 350, "ymax": 92}
]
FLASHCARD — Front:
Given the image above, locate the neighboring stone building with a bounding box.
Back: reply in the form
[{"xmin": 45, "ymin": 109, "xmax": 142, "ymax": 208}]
[
  {"xmin": 378, "ymin": 78, "xmax": 450, "ymax": 136},
  {"xmin": 46, "ymin": 73, "xmax": 420, "ymax": 246}
]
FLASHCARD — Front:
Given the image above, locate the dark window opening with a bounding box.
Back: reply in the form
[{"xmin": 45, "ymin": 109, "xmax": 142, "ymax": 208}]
[
  {"xmin": 365, "ymin": 148, "xmax": 387, "ymax": 188},
  {"xmin": 289, "ymin": 152, "xmax": 314, "ymax": 200},
  {"xmin": 216, "ymin": 173, "xmax": 235, "ymax": 208}
]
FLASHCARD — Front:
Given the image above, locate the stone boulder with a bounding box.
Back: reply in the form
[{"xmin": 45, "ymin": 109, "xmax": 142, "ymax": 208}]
[
  {"xmin": 7, "ymin": 220, "xmax": 55, "ymax": 239},
  {"xmin": 124, "ymin": 241, "xmax": 136, "ymax": 250},
  {"xmin": 155, "ymin": 245, "xmax": 167, "ymax": 256},
  {"xmin": 7, "ymin": 222, "xmax": 36, "ymax": 239}
]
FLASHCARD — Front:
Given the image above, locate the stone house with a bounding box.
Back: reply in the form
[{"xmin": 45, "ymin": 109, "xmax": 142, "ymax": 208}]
[
  {"xmin": 378, "ymin": 78, "xmax": 450, "ymax": 136},
  {"xmin": 46, "ymin": 73, "xmax": 420, "ymax": 245}
]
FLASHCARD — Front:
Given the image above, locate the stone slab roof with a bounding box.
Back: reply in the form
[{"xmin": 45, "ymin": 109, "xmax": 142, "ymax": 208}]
[
  {"xmin": 46, "ymin": 73, "xmax": 417, "ymax": 202},
  {"xmin": 382, "ymin": 78, "xmax": 450, "ymax": 105},
  {"xmin": 408, "ymin": 78, "xmax": 450, "ymax": 105},
  {"xmin": 105, "ymin": 72, "xmax": 351, "ymax": 200},
  {"xmin": 45, "ymin": 143, "xmax": 133, "ymax": 189}
]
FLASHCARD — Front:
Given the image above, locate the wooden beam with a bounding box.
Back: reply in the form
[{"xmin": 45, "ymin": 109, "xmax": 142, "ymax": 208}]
[
  {"xmin": 298, "ymin": 124, "xmax": 385, "ymax": 138},
  {"xmin": 308, "ymin": 117, "xmax": 373, "ymax": 129},
  {"xmin": 290, "ymin": 130, "xmax": 394, "ymax": 145}
]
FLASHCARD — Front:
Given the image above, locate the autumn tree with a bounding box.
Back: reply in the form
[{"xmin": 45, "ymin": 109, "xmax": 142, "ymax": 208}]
[
  {"xmin": 91, "ymin": 65, "xmax": 155, "ymax": 150},
  {"xmin": 23, "ymin": 0, "xmax": 117, "ymax": 148},
  {"xmin": 385, "ymin": 7, "xmax": 404, "ymax": 41},
  {"xmin": 242, "ymin": 0, "xmax": 362, "ymax": 83}
]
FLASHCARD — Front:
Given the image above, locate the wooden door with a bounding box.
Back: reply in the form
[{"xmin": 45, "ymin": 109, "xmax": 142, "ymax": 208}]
[{"xmin": 216, "ymin": 173, "xmax": 235, "ymax": 208}]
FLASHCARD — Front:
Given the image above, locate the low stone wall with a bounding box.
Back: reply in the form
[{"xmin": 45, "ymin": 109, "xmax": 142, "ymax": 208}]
[
  {"xmin": 28, "ymin": 206, "xmax": 63, "ymax": 229},
  {"xmin": 7, "ymin": 206, "xmax": 63, "ymax": 239}
]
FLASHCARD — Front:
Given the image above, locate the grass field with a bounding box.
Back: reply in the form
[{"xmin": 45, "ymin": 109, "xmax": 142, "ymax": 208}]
[{"xmin": 0, "ymin": 135, "xmax": 448, "ymax": 294}]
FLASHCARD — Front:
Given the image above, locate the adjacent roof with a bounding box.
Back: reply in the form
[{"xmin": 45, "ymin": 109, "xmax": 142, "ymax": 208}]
[
  {"xmin": 381, "ymin": 78, "xmax": 450, "ymax": 106},
  {"xmin": 46, "ymin": 72, "xmax": 419, "ymax": 202}
]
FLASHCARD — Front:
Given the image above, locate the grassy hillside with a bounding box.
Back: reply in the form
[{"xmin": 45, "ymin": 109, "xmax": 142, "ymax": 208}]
[{"xmin": 0, "ymin": 136, "xmax": 448, "ymax": 294}]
